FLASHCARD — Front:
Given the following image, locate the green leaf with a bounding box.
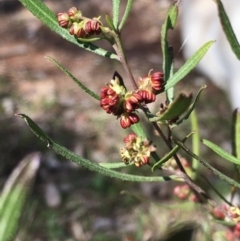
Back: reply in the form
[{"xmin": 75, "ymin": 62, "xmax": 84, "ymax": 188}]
[
  {"xmin": 201, "ymin": 175, "xmax": 232, "ymax": 206},
  {"xmin": 112, "ymin": 0, "xmax": 120, "ymax": 29},
  {"xmin": 119, "ymin": 0, "xmax": 134, "ymax": 30},
  {"xmin": 0, "ymin": 153, "xmax": 40, "ymax": 241},
  {"xmin": 161, "ymin": 3, "xmax": 178, "ymax": 103},
  {"xmin": 166, "ymin": 67, "xmax": 174, "ymax": 103},
  {"xmin": 130, "ymin": 123, "xmax": 147, "ymax": 139},
  {"xmin": 150, "ymin": 93, "xmax": 193, "ymax": 122},
  {"xmin": 202, "ymin": 139, "xmax": 240, "ymax": 165},
  {"xmin": 17, "ymin": 114, "xmax": 179, "ymax": 182},
  {"xmin": 105, "ymin": 15, "xmax": 116, "ymax": 31},
  {"xmin": 174, "ymin": 84, "xmax": 207, "ymax": 127},
  {"xmin": 75, "ymin": 37, "xmax": 103, "ymax": 43},
  {"xmin": 152, "ymin": 132, "xmax": 194, "ymax": 171},
  {"xmin": 99, "ymin": 162, "xmax": 133, "ymax": 169},
  {"xmin": 215, "ymin": 0, "xmax": 240, "ymax": 60},
  {"xmin": 161, "ymin": 2, "xmax": 178, "ymax": 81},
  {"xmin": 46, "ymin": 56, "xmax": 100, "ymax": 101},
  {"xmin": 174, "ymin": 138, "xmax": 240, "ymax": 189},
  {"xmin": 19, "ymin": 0, "xmax": 119, "ymax": 60},
  {"xmin": 165, "ymin": 41, "xmax": 215, "ymax": 90},
  {"xmin": 190, "ymin": 110, "xmax": 200, "ymax": 173},
  {"xmin": 232, "ymin": 109, "xmax": 240, "ymax": 159}
]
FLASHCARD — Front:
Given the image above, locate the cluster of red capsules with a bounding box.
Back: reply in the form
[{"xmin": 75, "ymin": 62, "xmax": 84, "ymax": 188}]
[
  {"xmin": 57, "ymin": 7, "xmax": 102, "ymax": 38},
  {"xmin": 211, "ymin": 205, "xmax": 240, "ymax": 240},
  {"xmin": 119, "ymin": 133, "xmax": 156, "ymax": 167},
  {"xmin": 100, "ymin": 70, "xmax": 164, "ymax": 128}
]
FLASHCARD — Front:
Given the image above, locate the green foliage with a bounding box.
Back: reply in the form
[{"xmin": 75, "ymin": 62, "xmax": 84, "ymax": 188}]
[
  {"xmin": 164, "ymin": 41, "xmax": 215, "ymax": 90},
  {"xmin": 17, "ymin": 114, "xmax": 179, "ymax": 182},
  {"xmin": 19, "ymin": 0, "xmax": 119, "ymax": 59},
  {"xmin": 151, "ymin": 93, "xmax": 193, "ymax": 122},
  {"xmin": 202, "ymin": 139, "xmax": 240, "ymax": 165},
  {"xmin": 0, "ymin": 154, "xmax": 40, "ymax": 241},
  {"xmin": 112, "ymin": 0, "xmax": 120, "ymax": 28},
  {"xmin": 215, "ymin": 0, "xmax": 240, "ymax": 59},
  {"xmin": 119, "ymin": 0, "xmax": 134, "ymax": 30},
  {"xmin": 232, "ymin": 109, "xmax": 240, "ymax": 159},
  {"xmin": 16, "ymin": 0, "xmax": 240, "ymax": 238},
  {"xmin": 18, "ymin": 0, "xmax": 240, "ymax": 195},
  {"xmin": 46, "ymin": 56, "xmax": 100, "ymax": 101}
]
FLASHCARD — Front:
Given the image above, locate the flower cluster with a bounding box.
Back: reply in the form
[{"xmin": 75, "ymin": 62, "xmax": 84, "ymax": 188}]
[
  {"xmin": 57, "ymin": 7, "xmax": 102, "ymax": 38},
  {"xmin": 100, "ymin": 71, "xmax": 164, "ymax": 128},
  {"xmin": 173, "ymin": 184, "xmax": 198, "ymax": 202},
  {"xmin": 226, "ymin": 223, "xmax": 240, "ymax": 240},
  {"xmin": 211, "ymin": 204, "xmax": 228, "ymax": 220},
  {"xmin": 225, "ymin": 206, "xmax": 240, "ymax": 240},
  {"xmin": 120, "ymin": 133, "xmax": 156, "ymax": 167},
  {"xmin": 209, "ymin": 205, "xmax": 240, "ymax": 240},
  {"xmin": 228, "ymin": 206, "xmax": 240, "ymax": 223},
  {"xmin": 163, "ymin": 156, "xmax": 193, "ymax": 178},
  {"xmin": 137, "ymin": 70, "xmax": 165, "ymax": 99}
]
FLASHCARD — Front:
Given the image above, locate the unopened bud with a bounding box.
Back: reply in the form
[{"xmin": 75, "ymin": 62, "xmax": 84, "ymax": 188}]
[
  {"xmin": 57, "ymin": 12, "xmax": 72, "ymax": 28},
  {"xmin": 69, "ymin": 22, "xmax": 85, "ymax": 38},
  {"xmin": 68, "ymin": 7, "xmax": 82, "ymax": 22}
]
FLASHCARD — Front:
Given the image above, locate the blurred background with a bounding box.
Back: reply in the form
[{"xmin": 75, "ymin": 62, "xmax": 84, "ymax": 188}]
[{"xmin": 0, "ymin": 0, "xmax": 234, "ymax": 240}]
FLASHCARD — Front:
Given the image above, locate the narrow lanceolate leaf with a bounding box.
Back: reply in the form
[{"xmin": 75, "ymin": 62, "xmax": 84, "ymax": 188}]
[
  {"xmin": 112, "ymin": 0, "xmax": 120, "ymax": 29},
  {"xmin": 99, "ymin": 162, "xmax": 133, "ymax": 169},
  {"xmin": 161, "ymin": 2, "xmax": 178, "ymax": 103},
  {"xmin": 202, "ymin": 139, "xmax": 240, "ymax": 165},
  {"xmin": 17, "ymin": 114, "xmax": 179, "ymax": 182},
  {"xmin": 105, "ymin": 15, "xmax": 116, "ymax": 31},
  {"xmin": 166, "ymin": 66, "xmax": 174, "ymax": 104},
  {"xmin": 130, "ymin": 123, "xmax": 147, "ymax": 139},
  {"xmin": 0, "ymin": 153, "xmax": 40, "ymax": 241},
  {"xmin": 165, "ymin": 41, "xmax": 215, "ymax": 90},
  {"xmin": 150, "ymin": 93, "xmax": 193, "ymax": 122},
  {"xmin": 152, "ymin": 132, "xmax": 194, "ymax": 171},
  {"xmin": 119, "ymin": 0, "xmax": 134, "ymax": 30},
  {"xmin": 174, "ymin": 85, "xmax": 207, "ymax": 127},
  {"xmin": 46, "ymin": 56, "xmax": 100, "ymax": 101},
  {"xmin": 232, "ymin": 109, "xmax": 240, "ymax": 159},
  {"xmin": 19, "ymin": 0, "xmax": 119, "ymax": 60},
  {"xmin": 215, "ymin": 0, "xmax": 240, "ymax": 60},
  {"xmin": 161, "ymin": 2, "xmax": 178, "ymax": 81},
  {"xmin": 190, "ymin": 110, "xmax": 200, "ymax": 172},
  {"xmin": 174, "ymin": 138, "xmax": 240, "ymax": 189}
]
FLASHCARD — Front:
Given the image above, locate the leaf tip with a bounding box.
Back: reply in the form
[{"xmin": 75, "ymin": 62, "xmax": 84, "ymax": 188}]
[{"xmin": 15, "ymin": 113, "xmax": 25, "ymax": 118}]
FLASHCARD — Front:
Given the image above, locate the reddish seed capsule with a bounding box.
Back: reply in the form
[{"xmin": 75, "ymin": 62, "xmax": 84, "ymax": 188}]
[
  {"xmin": 120, "ymin": 116, "xmax": 131, "ymax": 129},
  {"xmin": 100, "ymin": 86, "xmax": 124, "ymax": 116},
  {"xmin": 150, "ymin": 71, "xmax": 164, "ymax": 92},
  {"xmin": 84, "ymin": 19, "xmax": 102, "ymax": 35},
  {"xmin": 120, "ymin": 113, "xmax": 139, "ymax": 129},
  {"xmin": 68, "ymin": 7, "xmax": 78, "ymax": 17},
  {"xmin": 211, "ymin": 206, "xmax": 226, "ymax": 220},
  {"xmin": 173, "ymin": 184, "xmax": 190, "ymax": 200},
  {"xmin": 137, "ymin": 90, "xmax": 156, "ymax": 103},
  {"xmin": 151, "ymin": 71, "xmax": 164, "ymax": 82},
  {"xmin": 57, "ymin": 12, "xmax": 72, "ymax": 28},
  {"xmin": 123, "ymin": 133, "xmax": 137, "ymax": 144},
  {"xmin": 68, "ymin": 7, "xmax": 82, "ymax": 22},
  {"xmin": 236, "ymin": 223, "xmax": 240, "ymax": 232},
  {"xmin": 139, "ymin": 156, "xmax": 149, "ymax": 167},
  {"xmin": 69, "ymin": 23, "xmax": 85, "ymax": 37},
  {"xmin": 90, "ymin": 19, "xmax": 101, "ymax": 34},
  {"xmin": 128, "ymin": 113, "xmax": 139, "ymax": 124},
  {"xmin": 84, "ymin": 21, "xmax": 92, "ymax": 34}
]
